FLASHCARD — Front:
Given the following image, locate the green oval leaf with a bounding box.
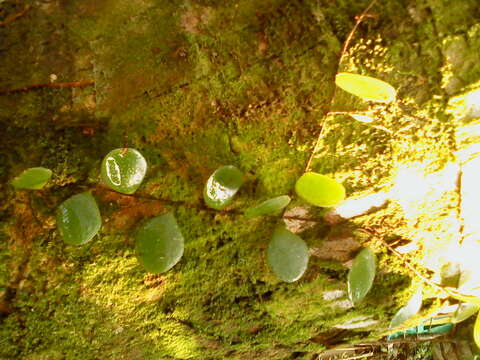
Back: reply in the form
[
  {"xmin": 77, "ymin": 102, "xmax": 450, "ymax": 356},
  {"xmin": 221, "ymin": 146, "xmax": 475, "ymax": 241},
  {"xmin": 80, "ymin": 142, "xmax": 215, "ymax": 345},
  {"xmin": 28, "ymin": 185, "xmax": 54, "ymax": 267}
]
[
  {"xmin": 245, "ymin": 195, "xmax": 291, "ymax": 218},
  {"xmin": 336, "ymin": 72, "xmax": 396, "ymax": 103},
  {"xmin": 56, "ymin": 192, "xmax": 101, "ymax": 245},
  {"xmin": 389, "ymin": 288, "xmax": 423, "ymax": 328},
  {"xmin": 100, "ymin": 148, "xmax": 147, "ymax": 194},
  {"xmin": 267, "ymin": 227, "xmax": 309, "ymax": 282},
  {"xmin": 135, "ymin": 213, "xmax": 184, "ymax": 274},
  {"xmin": 452, "ymin": 303, "xmax": 480, "ymax": 324},
  {"xmin": 295, "ymin": 172, "xmax": 345, "ymax": 207},
  {"xmin": 445, "ymin": 287, "xmax": 480, "ymax": 305},
  {"xmin": 203, "ymin": 165, "xmax": 244, "ymax": 210},
  {"xmin": 11, "ymin": 167, "xmax": 52, "ymax": 190},
  {"xmin": 474, "ymin": 312, "xmax": 480, "ymax": 348},
  {"xmin": 348, "ymin": 247, "xmax": 376, "ymax": 304}
]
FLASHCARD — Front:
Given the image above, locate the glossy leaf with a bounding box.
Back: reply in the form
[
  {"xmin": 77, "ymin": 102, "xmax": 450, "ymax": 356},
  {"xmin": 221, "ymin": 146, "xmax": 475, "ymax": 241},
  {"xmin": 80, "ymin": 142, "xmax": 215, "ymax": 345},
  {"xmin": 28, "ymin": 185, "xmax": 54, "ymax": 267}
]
[
  {"xmin": 389, "ymin": 288, "xmax": 423, "ymax": 328},
  {"xmin": 135, "ymin": 213, "xmax": 184, "ymax": 274},
  {"xmin": 245, "ymin": 195, "xmax": 291, "ymax": 218},
  {"xmin": 11, "ymin": 167, "xmax": 52, "ymax": 190},
  {"xmin": 56, "ymin": 192, "xmax": 101, "ymax": 245},
  {"xmin": 267, "ymin": 227, "xmax": 309, "ymax": 282},
  {"xmin": 452, "ymin": 303, "xmax": 480, "ymax": 324},
  {"xmin": 295, "ymin": 172, "xmax": 345, "ymax": 207},
  {"xmin": 203, "ymin": 165, "xmax": 244, "ymax": 210},
  {"xmin": 444, "ymin": 287, "xmax": 480, "ymax": 305},
  {"xmin": 336, "ymin": 72, "xmax": 396, "ymax": 103},
  {"xmin": 348, "ymin": 247, "xmax": 376, "ymax": 304},
  {"xmin": 101, "ymin": 148, "xmax": 147, "ymax": 194},
  {"xmin": 474, "ymin": 312, "xmax": 480, "ymax": 349}
]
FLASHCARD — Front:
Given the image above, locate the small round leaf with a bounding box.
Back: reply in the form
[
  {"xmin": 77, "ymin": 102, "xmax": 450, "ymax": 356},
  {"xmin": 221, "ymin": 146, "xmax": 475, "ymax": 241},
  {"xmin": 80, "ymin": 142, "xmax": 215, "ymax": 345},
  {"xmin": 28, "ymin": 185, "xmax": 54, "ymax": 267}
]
[
  {"xmin": 389, "ymin": 288, "xmax": 423, "ymax": 328},
  {"xmin": 295, "ymin": 172, "xmax": 345, "ymax": 207},
  {"xmin": 474, "ymin": 312, "xmax": 480, "ymax": 349},
  {"xmin": 267, "ymin": 227, "xmax": 309, "ymax": 282},
  {"xmin": 57, "ymin": 192, "xmax": 101, "ymax": 245},
  {"xmin": 203, "ymin": 165, "xmax": 244, "ymax": 210},
  {"xmin": 444, "ymin": 287, "xmax": 480, "ymax": 304},
  {"xmin": 452, "ymin": 303, "xmax": 480, "ymax": 324},
  {"xmin": 348, "ymin": 247, "xmax": 376, "ymax": 304},
  {"xmin": 336, "ymin": 73, "xmax": 396, "ymax": 103},
  {"xmin": 101, "ymin": 148, "xmax": 147, "ymax": 194},
  {"xmin": 245, "ymin": 195, "xmax": 291, "ymax": 218},
  {"xmin": 11, "ymin": 167, "xmax": 52, "ymax": 190},
  {"xmin": 135, "ymin": 213, "xmax": 184, "ymax": 274}
]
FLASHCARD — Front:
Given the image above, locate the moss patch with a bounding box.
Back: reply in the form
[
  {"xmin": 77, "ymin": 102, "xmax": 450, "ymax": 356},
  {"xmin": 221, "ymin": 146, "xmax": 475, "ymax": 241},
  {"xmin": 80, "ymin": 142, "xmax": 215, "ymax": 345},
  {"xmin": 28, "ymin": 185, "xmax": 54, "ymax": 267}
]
[{"xmin": 1, "ymin": 0, "xmax": 479, "ymax": 358}]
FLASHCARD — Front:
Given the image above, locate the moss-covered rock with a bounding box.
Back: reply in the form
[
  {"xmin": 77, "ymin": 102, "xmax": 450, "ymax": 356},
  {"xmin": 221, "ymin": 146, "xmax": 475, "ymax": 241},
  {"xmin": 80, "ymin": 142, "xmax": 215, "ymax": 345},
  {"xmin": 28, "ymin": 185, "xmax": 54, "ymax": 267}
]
[{"xmin": 1, "ymin": 0, "xmax": 479, "ymax": 358}]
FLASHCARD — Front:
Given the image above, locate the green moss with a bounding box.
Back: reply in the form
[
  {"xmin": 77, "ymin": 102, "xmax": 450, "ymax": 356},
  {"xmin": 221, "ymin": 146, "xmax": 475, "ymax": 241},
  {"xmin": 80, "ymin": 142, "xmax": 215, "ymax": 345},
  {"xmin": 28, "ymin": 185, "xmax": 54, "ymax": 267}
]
[
  {"xmin": 0, "ymin": 230, "xmax": 9, "ymax": 291},
  {"xmin": 1, "ymin": 0, "xmax": 479, "ymax": 358},
  {"xmin": 427, "ymin": 0, "xmax": 480, "ymax": 36}
]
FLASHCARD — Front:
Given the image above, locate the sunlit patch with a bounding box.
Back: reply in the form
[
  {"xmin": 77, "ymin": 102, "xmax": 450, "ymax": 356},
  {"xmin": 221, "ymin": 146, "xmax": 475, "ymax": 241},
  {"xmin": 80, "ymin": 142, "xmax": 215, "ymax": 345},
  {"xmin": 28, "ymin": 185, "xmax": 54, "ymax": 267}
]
[
  {"xmin": 447, "ymin": 86, "xmax": 480, "ymax": 121},
  {"xmin": 459, "ymin": 158, "xmax": 480, "ymax": 243},
  {"xmin": 350, "ymin": 113, "xmax": 374, "ymax": 123},
  {"xmin": 456, "ymin": 119, "xmax": 480, "ymax": 166},
  {"xmin": 465, "ymin": 88, "xmax": 480, "ymax": 118},
  {"xmin": 395, "ymin": 242, "xmax": 418, "ymax": 254},
  {"xmin": 127, "ymin": 159, "xmax": 147, "ymax": 188},
  {"xmin": 106, "ymin": 157, "xmax": 122, "ymax": 186},
  {"xmin": 385, "ymin": 146, "xmax": 480, "ymax": 282},
  {"xmin": 206, "ymin": 176, "xmax": 236, "ymax": 202},
  {"xmin": 388, "ymin": 161, "xmax": 459, "ymax": 221},
  {"xmin": 388, "ymin": 163, "xmax": 429, "ymax": 220},
  {"xmin": 334, "ymin": 192, "xmax": 387, "ymax": 219},
  {"xmin": 382, "ymin": 161, "xmax": 462, "ymax": 275},
  {"xmin": 433, "ymin": 242, "xmax": 480, "ymax": 295}
]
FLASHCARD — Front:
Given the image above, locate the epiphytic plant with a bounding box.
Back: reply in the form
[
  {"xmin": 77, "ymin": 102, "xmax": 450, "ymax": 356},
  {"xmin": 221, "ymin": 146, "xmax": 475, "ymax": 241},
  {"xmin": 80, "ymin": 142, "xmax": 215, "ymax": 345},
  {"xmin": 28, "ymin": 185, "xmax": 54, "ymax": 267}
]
[{"xmin": 12, "ymin": 67, "xmax": 480, "ymax": 347}]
